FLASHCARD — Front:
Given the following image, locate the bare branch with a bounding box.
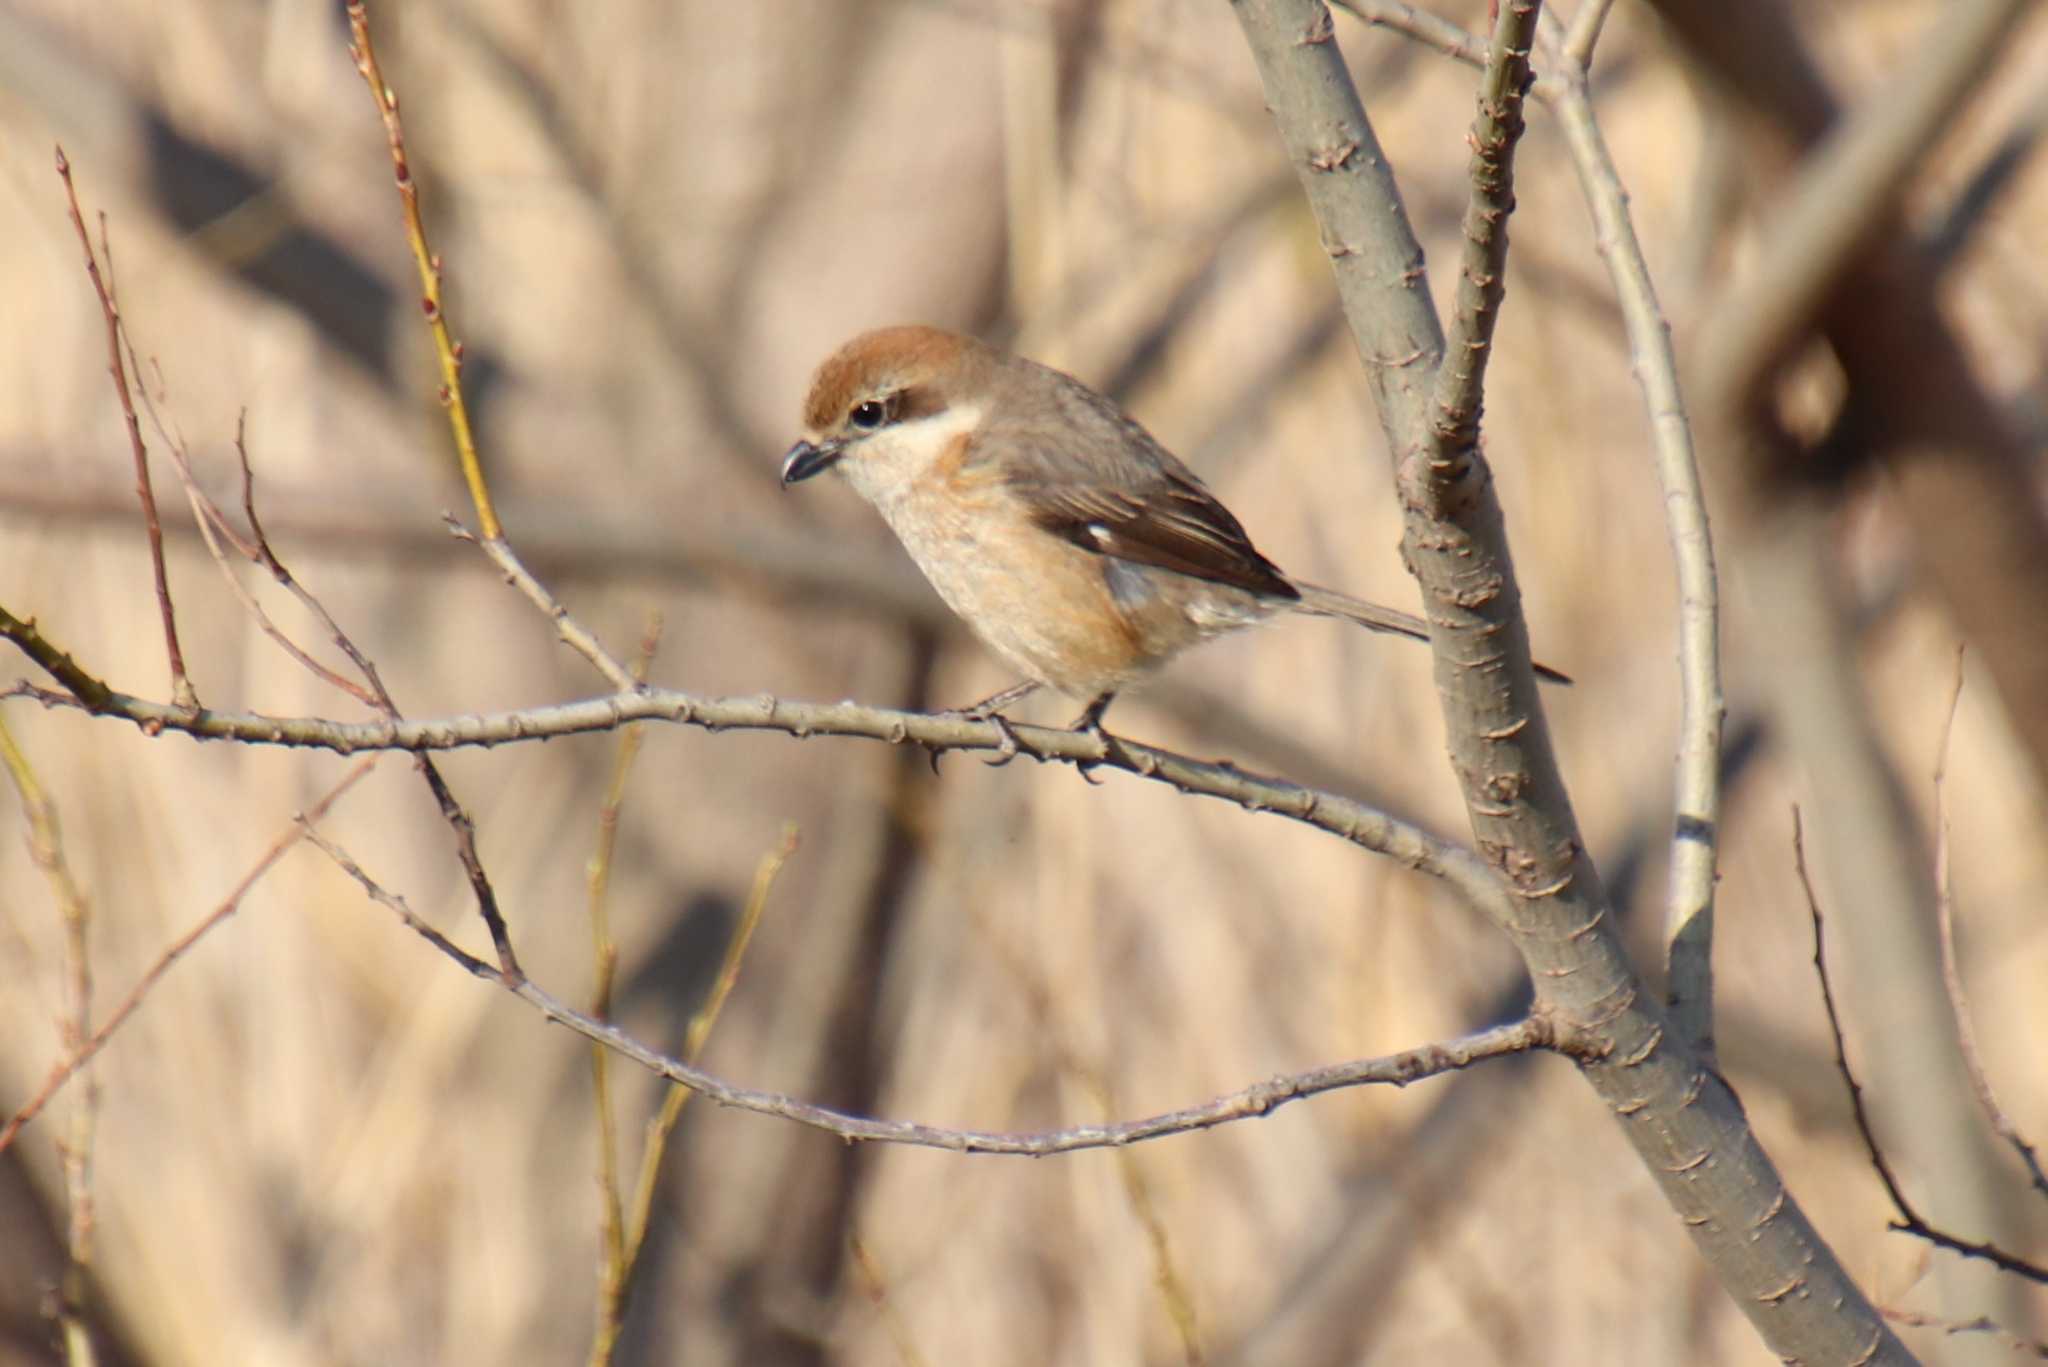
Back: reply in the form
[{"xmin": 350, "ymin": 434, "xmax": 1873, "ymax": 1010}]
[
  {"xmin": 1331, "ymin": 0, "xmax": 1487, "ymax": 68},
  {"xmin": 1560, "ymin": 0, "xmax": 1617, "ymax": 68},
  {"xmin": 540, "ymin": 988, "xmax": 1551, "ymax": 1155},
  {"xmin": 149, "ymin": 399, "xmax": 382, "ymax": 707},
  {"xmin": 1230, "ymin": 4, "xmax": 1905, "ymax": 1359},
  {"xmin": 1880, "ymin": 1309, "xmax": 2048, "ymax": 1360},
  {"xmin": 310, "ymin": 822, "xmax": 1558, "ymax": 1155},
  {"xmin": 1931, "ymin": 653, "xmax": 2048, "ymax": 1199},
  {"xmin": 343, "ymin": 1, "xmax": 500, "ymax": 541},
  {"xmin": 1429, "ymin": 0, "xmax": 1543, "ymax": 469},
  {"xmin": 1539, "ymin": 29, "xmax": 1722, "ymax": 1058},
  {"xmin": 614, "ymin": 824, "xmax": 794, "ymax": 1315},
  {"xmin": 0, "ymin": 759, "xmax": 378, "ymax": 1156},
  {"xmin": 452, "ymin": 520, "xmax": 638, "ymax": 692},
  {"xmin": 0, "ymin": 714, "xmax": 98, "ymax": 1343},
  {"xmin": 4, "ymin": 670, "xmax": 1522, "ymax": 930},
  {"xmin": 54, "ymin": 148, "xmax": 194, "ymax": 709},
  {"xmin": 1797, "ymin": 807, "xmax": 2048, "ymax": 1286},
  {"xmin": 1232, "ymin": 0, "xmax": 1443, "ymax": 439},
  {"xmin": 586, "ymin": 616, "xmax": 659, "ymax": 1355}
]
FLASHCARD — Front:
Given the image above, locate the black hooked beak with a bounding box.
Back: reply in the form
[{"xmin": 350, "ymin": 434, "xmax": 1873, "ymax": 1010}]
[{"xmin": 779, "ymin": 439, "xmax": 843, "ymax": 486}]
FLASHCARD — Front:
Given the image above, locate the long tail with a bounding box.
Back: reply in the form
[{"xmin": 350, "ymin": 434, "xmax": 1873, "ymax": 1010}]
[{"xmin": 1289, "ymin": 582, "xmax": 1573, "ymax": 685}]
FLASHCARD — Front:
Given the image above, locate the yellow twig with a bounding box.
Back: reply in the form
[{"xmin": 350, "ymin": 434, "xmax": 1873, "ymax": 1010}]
[
  {"xmin": 851, "ymin": 1235, "xmax": 934, "ymax": 1367},
  {"xmin": 587, "ymin": 614, "xmax": 662, "ymax": 1367},
  {"xmin": 0, "ymin": 717, "xmax": 99, "ymax": 1361},
  {"xmin": 343, "ymin": 2, "xmax": 500, "ymax": 540},
  {"xmin": 617, "ymin": 825, "xmax": 799, "ymax": 1287}
]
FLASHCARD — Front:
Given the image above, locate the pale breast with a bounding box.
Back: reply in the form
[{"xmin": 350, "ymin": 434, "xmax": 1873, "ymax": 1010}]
[{"xmin": 875, "ymin": 481, "xmax": 1151, "ymax": 698}]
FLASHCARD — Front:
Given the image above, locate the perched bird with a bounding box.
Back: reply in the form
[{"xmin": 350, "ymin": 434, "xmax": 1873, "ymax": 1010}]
[{"xmin": 781, "ymin": 325, "xmax": 1564, "ymax": 732}]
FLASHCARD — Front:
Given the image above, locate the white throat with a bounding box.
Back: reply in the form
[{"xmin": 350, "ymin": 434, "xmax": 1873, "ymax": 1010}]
[{"xmin": 838, "ymin": 401, "xmax": 985, "ymax": 509}]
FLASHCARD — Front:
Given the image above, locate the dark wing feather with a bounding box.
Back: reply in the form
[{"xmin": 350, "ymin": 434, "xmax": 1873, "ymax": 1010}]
[{"xmin": 994, "ymin": 366, "xmax": 1299, "ymax": 601}]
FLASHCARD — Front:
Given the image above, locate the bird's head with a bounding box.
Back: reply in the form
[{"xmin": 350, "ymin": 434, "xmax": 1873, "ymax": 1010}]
[{"xmin": 780, "ymin": 326, "xmax": 998, "ymax": 503}]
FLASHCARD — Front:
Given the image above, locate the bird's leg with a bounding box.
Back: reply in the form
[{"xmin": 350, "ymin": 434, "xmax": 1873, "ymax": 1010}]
[
  {"xmin": 1064, "ymin": 691, "xmax": 1117, "ymax": 783},
  {"xmin": 941, "ymin": 679, "xmax": 1040, "ymax": 720},
  {"xmin": 931, "ymin": 680, "xmax": 1038, "ymax": 768},
  {"xmin": 1068, "ymin": 691, "xmax": 1117, "ymax": 735}
]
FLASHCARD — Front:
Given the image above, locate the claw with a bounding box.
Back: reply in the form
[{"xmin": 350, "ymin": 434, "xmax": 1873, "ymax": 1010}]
[
  {"xmin": 1067, "ymin": 691, "xmax": 1118, "ymax": 783},
  {"xmin": 980, "ymin": 712, "xmax": 1025, "ymax": 767}
]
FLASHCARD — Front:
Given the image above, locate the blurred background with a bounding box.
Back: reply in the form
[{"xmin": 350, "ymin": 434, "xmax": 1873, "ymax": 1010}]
[{"xmin": 0, "ymin": 1, "xmax": 2044, "ymax": 1362}]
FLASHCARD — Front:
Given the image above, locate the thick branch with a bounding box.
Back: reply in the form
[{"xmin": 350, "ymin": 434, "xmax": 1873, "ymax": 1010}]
[
  {"xmin": 1229, "ymin": 2, "xmax": 1906, "ymax": 1360},
  {"xmin": 1230, "ymin": 0, "xmax": 1443, "ymax": 439}
]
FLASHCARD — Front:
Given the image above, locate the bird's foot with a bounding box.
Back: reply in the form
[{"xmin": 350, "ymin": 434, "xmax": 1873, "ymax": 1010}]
[
  {"xmin": 979, "ymin": 711, "xmax": 1025, "ymax": 767},
  {"xmin": 1067, "ymin": 692, "xmax": 1117, "ymax": 784},
  {"xmin": 928, "ymin": 681, "xmax": 1039, "ymax": 772}
]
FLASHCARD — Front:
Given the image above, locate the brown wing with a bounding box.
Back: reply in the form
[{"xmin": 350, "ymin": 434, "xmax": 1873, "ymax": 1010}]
[{"xmin": 992, "ymin": 364, "xmax": 1300, "ymax": 602}]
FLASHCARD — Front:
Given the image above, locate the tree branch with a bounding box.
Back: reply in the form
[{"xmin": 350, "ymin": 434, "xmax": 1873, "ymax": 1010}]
[
  {"xmin": 1798, "ymin": 809, "xmax": 2048, "ymax": 1286},
  {"xmin": 54, "ymin": 148, "xmax": 194, "ymax": 709},
  {"xmin": 315, "ymin": 818, "xmax": 1563, "ymax": 1156},
  {"xmin": 1540, "ymin": 22, "xmax": 1723, "ymax": 1058},
  {"xmin": 1429, "ymin": 0, "xmax": 1541, "ymax": 469},
  {"xmin": 1229, "ymin": 2, "xmax": 1906, "ymax": 1360},
  {"xmin": 2, "ymin": 668, "xmax": 1523, "ymax": 931},
  {"xmin": 0, "ymin": 759, "xmax": 377, "ymax": 1155}
]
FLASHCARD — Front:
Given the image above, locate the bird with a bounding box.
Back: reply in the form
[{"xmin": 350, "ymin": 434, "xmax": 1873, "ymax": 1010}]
[{"xmin": 780, "ymin": 325, "xmax": 1565, "ymax": 735}]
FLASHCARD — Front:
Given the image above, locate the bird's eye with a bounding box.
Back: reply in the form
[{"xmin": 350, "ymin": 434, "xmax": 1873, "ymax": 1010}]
[{"xmin": 849, "ymin": 398, "xmax": 891, "ymax": 431}]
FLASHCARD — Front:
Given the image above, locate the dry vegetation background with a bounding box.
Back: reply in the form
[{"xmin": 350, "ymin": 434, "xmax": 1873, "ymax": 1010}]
[{"xmin": 0, "ymin": 1, "xmax": 2044, "ymax": 1363}]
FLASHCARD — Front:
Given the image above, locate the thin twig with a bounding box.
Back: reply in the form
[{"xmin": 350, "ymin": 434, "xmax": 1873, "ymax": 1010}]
[
  {"xmin": 343, "ymin": 2, "xmax": 500, "ymax": 539},
  {"xmin": 54, "ymin": 148, "xmax": 194, "ymax": 709},
  {"xmin": 851, "ymin": 1236, "xmax": 934, "ymax": 1367},
  {"xmin": 1539, "ymin": 25, "xmax": 1722, "ymax": 1057},
  {"xmin": 1428, "ymin": 0, "xmax": 1544, "ymax": 471},
  {"xmin": 453, "ymin": 520, "xmax": 638, "ymax": 692},
  {"xmin": 345, "ymin": 17, "xmax": 632, "ymax": 903},
  {"xmin": 140, "ymin": 379, "xmax": 378, "ymax": 705},
  {"xmin": 1930, "ymin": 649, "xmax": 2048, "ymax": 1198},
  {"xmin": 348, "ymin": 7, "xmax": 634, "ymax": 690},
  {"xmin": 587, "ymin": 615, "xmax": 660, "ymax": 1367},
  {"xmin": 67, "ymin": 361, "xmax": 524, "ymax": 983},
  {"xmin": 610, "ymin": 823, "xmax": 795, "ymax": 1326},
  {"xmin": 87, "ymin": 244, "xmax": 526, "ymax": 994},
  {"xmin": 347, "ymin": 2, "xmax": 640, "ymax": 730},
  {"xmin": 1795, "ymin": 806, "xmax": 2048, "ymax": 1284},
  {"xmin": 414, "ymin": 755, "xmax": 522, "ymax": 981},
  {"xmin": 232, "ymin": 420, "xmax": 403, "ymax": 710},
  {"xmin": 0, "ymin": 759, "xmax": 377, "ymax": 1156},
  {"xmin": 1331, "ymin": 0, "xmax": 1487, "ymax": 68},
  {"xmin": 299, "ymin": 822, "xmax": 494, "ymax": 978},
  {"xmin": 1879, "ymin": 1308, "xmax": 2048, "ymax": 1359},
  {"xmin": 0, "ymin": 717, "xmax": 98, "ymax": 1351},
  {"xmin": 549, "ymin": 983, "xmax": 1547, "ymax": 1156},
  {"xmin": 1560, "ymin": 0, "xmax": 1617, "ymax": 68},
  {"xmin": 1797, "ymin": 808, "xmax": 1910, "ymax": 1213},
  {"xmin": 311, "ymin": 822, "xmax": 1557, "ymax": 1154},
  {"xmin": 1332, "ymin": 0, "xmax": 1565, "ymax": 101}
]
